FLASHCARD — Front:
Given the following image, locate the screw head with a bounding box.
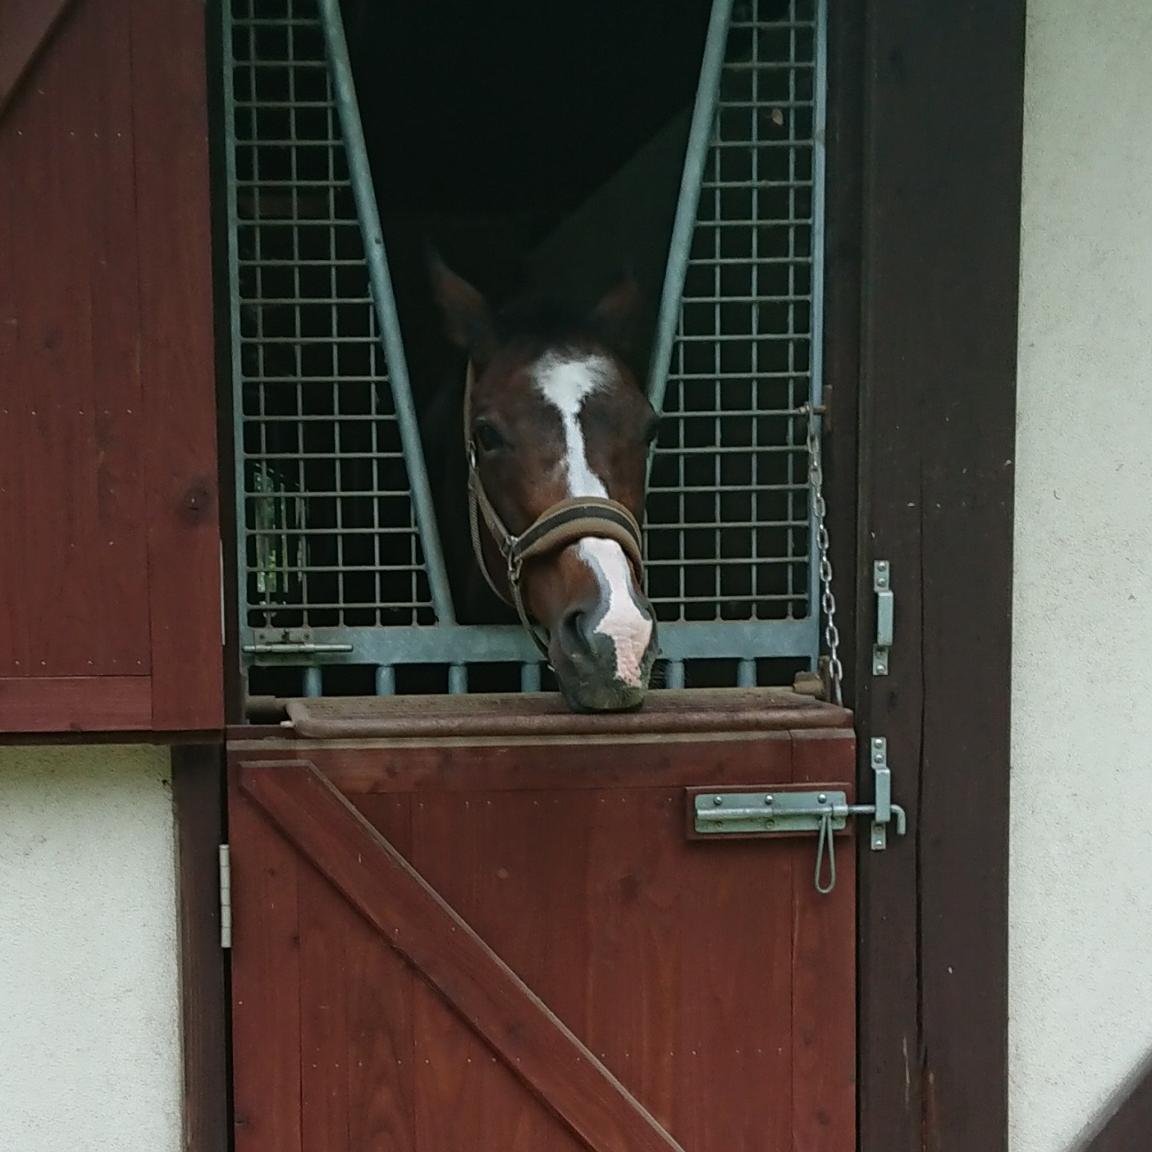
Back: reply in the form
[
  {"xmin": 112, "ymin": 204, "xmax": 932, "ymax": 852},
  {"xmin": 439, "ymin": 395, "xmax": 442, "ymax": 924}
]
[
  {"xmin": 713, "ymin": 795, "xmax": 724, "ymax": 806},
  {"xmin": 817, "ymin": 793, "xmax": 827, "ymax": 803},
  {"xmin": 764, "ymin": 794, "xmax": 774, "ymax": 805}
]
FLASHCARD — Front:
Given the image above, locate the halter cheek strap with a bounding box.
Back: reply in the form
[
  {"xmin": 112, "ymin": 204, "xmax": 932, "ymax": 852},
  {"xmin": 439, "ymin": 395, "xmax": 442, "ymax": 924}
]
[{"xmin": 463, "ymin": 363, "xmax": 646, "ymax": 659}]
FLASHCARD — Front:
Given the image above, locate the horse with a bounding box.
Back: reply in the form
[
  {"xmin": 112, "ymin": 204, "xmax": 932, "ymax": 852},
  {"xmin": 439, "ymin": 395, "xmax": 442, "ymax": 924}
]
[{"xmin": 423, "ymin": 258, "xmax": 661, "ymax": 712}]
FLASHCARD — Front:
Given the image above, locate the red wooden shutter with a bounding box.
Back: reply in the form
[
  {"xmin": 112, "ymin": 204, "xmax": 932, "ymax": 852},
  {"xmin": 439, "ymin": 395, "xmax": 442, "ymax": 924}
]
[{"xmin": 0, "ymin": 0, "xmax": 223, "ymax": 733}]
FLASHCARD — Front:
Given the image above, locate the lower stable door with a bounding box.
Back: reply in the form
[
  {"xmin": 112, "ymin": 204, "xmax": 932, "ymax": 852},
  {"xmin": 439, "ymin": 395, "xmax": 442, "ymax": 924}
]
[{"xmin": 228, "ymin": 729, "xmax": 856, "ymax": 1151}]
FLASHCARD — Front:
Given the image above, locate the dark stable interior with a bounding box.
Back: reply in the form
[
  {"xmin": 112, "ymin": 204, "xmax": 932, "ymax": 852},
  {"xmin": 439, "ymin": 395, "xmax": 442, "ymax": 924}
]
[{"xmin": 342, "ymin": 0, "xmax": 714, "ymax": 388}]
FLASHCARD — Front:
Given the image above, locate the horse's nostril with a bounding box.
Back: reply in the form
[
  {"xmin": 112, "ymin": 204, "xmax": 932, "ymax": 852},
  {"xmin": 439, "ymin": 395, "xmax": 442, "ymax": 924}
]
[{"xmin": 560, "ymin": 608, "xmax": 590, "ymax": 650}]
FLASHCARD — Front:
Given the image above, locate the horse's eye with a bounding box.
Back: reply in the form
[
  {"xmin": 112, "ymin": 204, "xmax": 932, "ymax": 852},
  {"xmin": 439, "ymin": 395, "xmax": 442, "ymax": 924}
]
[{"xmin": 473, "ymin": 419, "xmax": 507, "ymax": 454}]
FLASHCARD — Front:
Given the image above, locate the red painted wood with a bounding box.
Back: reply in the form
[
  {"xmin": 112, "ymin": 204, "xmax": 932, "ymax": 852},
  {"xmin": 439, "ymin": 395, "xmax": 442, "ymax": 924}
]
[
  {"xmin": 0, "ymin": 0, "xmax": 150, "ymax": 683},
  {"xmin": 0, "ymin": 0, "xmax": 222, "ymax": 733},
  {"xmin": 299, "ymin": 864, "xmax": 352, "ymax": 1151},
  {"xmin": 239, "ymin": 760, "xmax": 685, "ymax": 1152},
  {"xmin": 792, "ymin": 730, "xmax": 857, "ymax": 1152},
  {"xmin": 411, "ymin": 790, "xmax": 599, "ymax": 1151},
  {"xmin": 229, "ymin": 789, "xmax": 303, "ymax": 1152},
  {"xmin": 345, "ymin": 795, "xmax": 418, "ymax": 1151},
  {"xmin": 231, "ymin": 733, "xmax": 797, "ymax": 793},
  {"xmin": 0, "ymin": 676, "xmax": 151, "ymax": 732},
  {"xmin": 229, "ymin": 725, "xmax": 856, "ymax": 1151},
  {"xmin": 0, "ymin": 0, "xmax": 77, "ymax": 119},
  {"xmin": 129, "ymin": 0, "xmax": 222, "ymax": 731}
]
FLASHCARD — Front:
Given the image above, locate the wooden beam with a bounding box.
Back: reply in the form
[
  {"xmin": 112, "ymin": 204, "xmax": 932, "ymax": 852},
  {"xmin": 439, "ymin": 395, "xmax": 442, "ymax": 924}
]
[
  {"xmin": 239, "ymin": 759, "xmax": 685, "ymax": 1152},
  {"xmin": 172, "ymin": 745, "xmax": 230, "ymax": 1152},
  {"xmin": 1077, "ymin": 1051, "xmax": 1152, "ymax": 1152},
  {"xmin": 0, "ymin": 676, "xmax": 151, "ymax": 732},
  {"xmin": 129, "ymin": 0, "xmax": 224, "ymax": 731},
  {"xmin": 0, "ymin": 0, "xmax": 77, "ymax": 121},
  {"xmin": 853, "ymin": 1, "xmax": 1025, "ymax": 1150}
]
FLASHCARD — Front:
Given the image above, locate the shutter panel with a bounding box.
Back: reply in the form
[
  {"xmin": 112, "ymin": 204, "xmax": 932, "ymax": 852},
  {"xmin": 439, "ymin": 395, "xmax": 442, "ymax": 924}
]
[{"xmin": 0, "ymin": 0, "xmax": 222, "ymax": 733}]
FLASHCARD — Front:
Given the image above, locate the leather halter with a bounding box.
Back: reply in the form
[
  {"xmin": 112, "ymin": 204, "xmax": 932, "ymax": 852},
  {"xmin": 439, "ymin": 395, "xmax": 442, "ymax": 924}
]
[{"xmin": 463, "ymin": 362, "xmax": 646, "ymax": 657}]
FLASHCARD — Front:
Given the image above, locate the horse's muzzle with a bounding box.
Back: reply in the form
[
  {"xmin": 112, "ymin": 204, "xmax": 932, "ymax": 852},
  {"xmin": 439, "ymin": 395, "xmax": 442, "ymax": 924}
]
[{"xmin": 551, "ymin": 609, "xmax": 658, "ymax": 713}]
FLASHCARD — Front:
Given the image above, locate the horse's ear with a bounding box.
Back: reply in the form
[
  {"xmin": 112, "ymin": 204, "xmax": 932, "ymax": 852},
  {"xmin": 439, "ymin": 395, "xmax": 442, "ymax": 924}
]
[
  {"xmin": 428, "ymin": 251, "xmax": 497, "ymax": 365},
  {"xmin": 589, "ymin": 275, "xmax": 644, "ymax": 365}
]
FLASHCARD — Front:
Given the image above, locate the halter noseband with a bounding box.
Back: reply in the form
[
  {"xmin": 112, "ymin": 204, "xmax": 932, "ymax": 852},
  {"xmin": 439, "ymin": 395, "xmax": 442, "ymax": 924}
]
[{"xmin": 463, "ymin": 363, "xmax": 646, "ymax": 658}]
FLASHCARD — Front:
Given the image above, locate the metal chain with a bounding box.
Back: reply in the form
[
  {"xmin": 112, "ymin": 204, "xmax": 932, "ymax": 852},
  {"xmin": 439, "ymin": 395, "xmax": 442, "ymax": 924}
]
[{"xmin": 803, "ymin": 405, "xmax": 843, "ymax": 706}]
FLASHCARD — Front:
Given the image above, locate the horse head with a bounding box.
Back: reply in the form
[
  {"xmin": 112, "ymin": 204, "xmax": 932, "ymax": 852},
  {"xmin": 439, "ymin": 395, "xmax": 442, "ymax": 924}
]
[{"xmin": 431, "ymin": 258, "xmax": 660, "ymax": 712}]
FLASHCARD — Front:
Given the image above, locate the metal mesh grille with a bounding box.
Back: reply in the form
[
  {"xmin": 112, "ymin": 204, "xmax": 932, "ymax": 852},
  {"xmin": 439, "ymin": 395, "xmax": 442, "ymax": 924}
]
[
  {"xmin": 228, "ymin": 0, "xmax": 435, "ymax": 633},
  {"xmin": 646, "ymin": 0, "xmax": 817, "ymax": 625}
]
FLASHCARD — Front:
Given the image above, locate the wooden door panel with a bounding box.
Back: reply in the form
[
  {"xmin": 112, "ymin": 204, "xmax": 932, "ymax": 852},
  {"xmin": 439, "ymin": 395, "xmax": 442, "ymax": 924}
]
[
  {"xmin": 0, "ymin": 0, "xmax": 150, "ymax": 681},
  {"xmin": 230, "ymin": 788, "xmax": 304, "ymax": 1152},
  {"xmin": 0, "ymin": 0, "xmax": 222, "ymax": 733},
  {"xmin": 230, "ymin": 726, "xmax": 856, "ymax": 1151}
]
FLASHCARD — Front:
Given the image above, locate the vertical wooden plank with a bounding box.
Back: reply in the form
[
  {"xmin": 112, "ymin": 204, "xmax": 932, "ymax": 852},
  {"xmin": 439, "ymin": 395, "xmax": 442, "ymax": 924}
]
[
  {"xmin": 791, "ymin": 729, "xmax": 856, "ymax": 1152},
  {"xmin": 412, "ymin": 790, "xmax": 592, "ymax": 1152},
  {"xmin": 298, "ymin": 866, "xmax": 351, "ymax": 1152},
  {"xmin": 346, "ymin": 795, "xmax": 417, "ymax": 1152},
  {"xmin": 172, "ymin": 745, "xmax": 228, "ymax": 1152},
  {"xmin": 230, "ymin": 787, "xmax": 302, "ymax": 1152},
  {"xmin": 0, "ymin": 0, "xmax": 150, "ymax": 681},
  {"xmin": 584, "ymin": 788, "xmax": 683, "ymax": 1139},
  {"xmin": 129, "ymin": 0, "xmax": 223, "ymax": 730},
  {"xmin": 674, "ymin": 809, "xmax": 795, "ymax": 1151},
  {"xmin": 855, "ymin": 2, "xmax": 1024, "ymax": 1150}
]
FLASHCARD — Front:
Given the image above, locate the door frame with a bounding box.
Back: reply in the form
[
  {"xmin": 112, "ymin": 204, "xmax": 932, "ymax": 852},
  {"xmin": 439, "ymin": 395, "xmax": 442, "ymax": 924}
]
[
  {"xmin": 184, "ymin": 0, "xmax": 1027, "ymax": 1148},
  {"xmin": 837, "ymin": 2, "xmax": 1026, "ymax": 1150}
]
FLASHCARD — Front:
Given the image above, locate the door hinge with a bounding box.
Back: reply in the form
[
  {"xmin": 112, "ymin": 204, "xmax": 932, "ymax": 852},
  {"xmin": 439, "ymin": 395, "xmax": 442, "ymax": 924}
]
[
  {"xmin": 689, "ymin": 738, "xmax": 906, "ymax": 894},
  {"xmin": 219, "ymin": 844, "xmax": 232, "ymax": 950},
  {"xmin": 873, "ymin": 560, "xmax": 894, "ymax": 675}
]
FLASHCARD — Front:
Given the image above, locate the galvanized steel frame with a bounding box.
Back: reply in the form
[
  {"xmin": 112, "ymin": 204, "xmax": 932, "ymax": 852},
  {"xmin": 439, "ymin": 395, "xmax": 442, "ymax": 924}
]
[{"xmin": 224, "ymin": 0, "xmax": 829, "ymax": 695}]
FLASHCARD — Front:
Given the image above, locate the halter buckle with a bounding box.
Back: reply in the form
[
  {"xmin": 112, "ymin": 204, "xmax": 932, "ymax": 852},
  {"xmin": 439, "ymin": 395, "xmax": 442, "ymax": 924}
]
[{"xmin": 506, "ymin": 549, "xmax": 523, "ymax": 586}]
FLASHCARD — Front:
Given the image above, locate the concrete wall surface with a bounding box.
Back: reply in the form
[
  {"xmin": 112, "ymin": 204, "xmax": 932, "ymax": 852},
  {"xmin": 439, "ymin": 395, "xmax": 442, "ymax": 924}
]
[
  {"xmin": 0, "ymin": 745, "xmax": 181, "ymax": 1152},
  {"xmin": 1011, "ymin": 1, "xmax": 1152, "ymax": 1149}
]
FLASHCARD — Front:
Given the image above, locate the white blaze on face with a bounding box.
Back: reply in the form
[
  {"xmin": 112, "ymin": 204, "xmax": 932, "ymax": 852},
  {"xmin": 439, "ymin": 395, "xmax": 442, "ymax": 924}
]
[{"xmin": 534, "ymin": 352, "xmax": 653, "ymax": 687}]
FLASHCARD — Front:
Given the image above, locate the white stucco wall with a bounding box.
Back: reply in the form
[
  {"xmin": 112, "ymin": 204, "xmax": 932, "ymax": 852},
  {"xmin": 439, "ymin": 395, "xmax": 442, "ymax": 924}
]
[
  {"xmin": 0, "ymin": 746, "xmax": 182, "ymax": 1152},
  {"xmin": 1011, "ymin": 2, "xmax": 1152, "ymax": 1149}
]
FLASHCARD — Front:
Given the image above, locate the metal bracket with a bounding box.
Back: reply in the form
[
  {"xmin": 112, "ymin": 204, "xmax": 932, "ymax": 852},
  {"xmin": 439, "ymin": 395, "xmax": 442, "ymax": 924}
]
[
  {"xmin": 872, "ymin": 560, "xmax": 894, "ymax": 675},
  {"xmin": 690, "ymin": 747, "xmax": 907, "ymax": 894},
  {"xmin": 219, "ymin": 844, "xmax": 232, "ymax": 950},
  {"xmin": 242, "ymin": 628, "xmax": 353, "ymax": 656},
  {"xmin": 693, "ymin": 790, "xmax": 850, "ymax": 837},
  {"xmin": 867, "ymin": 737, "xmax": 906, "ymax": 850}
]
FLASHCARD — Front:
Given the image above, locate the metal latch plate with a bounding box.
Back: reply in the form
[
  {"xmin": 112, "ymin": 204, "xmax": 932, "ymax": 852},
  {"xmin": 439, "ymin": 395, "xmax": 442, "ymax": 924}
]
[{"xmin": 688, "ymin": 788, "xmax": 850, "ymax": 839}]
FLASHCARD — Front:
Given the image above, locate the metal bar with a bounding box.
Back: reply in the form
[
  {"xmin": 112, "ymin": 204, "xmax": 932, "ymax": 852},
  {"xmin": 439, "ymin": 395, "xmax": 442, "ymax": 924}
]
[
  {"xmin": 222, "ymin": 1, "xmax": 250, "ymax": 641},
  {"xmin": 316, "ymin": 0, "xmax": 456, "ymax": 623},
  {"xmin": 646, "ymin": 0, "xmax": 735, "ymax": 412},
  {"xmin": 807, "ymin": 0, "xmax": 829, "ymax": 669},
  {"xmin": 241, "ymin": 617, "xmax": 817, "ymax": 667}
]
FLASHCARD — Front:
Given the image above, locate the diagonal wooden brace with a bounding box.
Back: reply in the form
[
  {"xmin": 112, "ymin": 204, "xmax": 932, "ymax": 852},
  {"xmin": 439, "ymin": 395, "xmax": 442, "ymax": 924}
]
[{"xmin": 239, "ymin": 760, "xmax": 686, "ymax": 1152}]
